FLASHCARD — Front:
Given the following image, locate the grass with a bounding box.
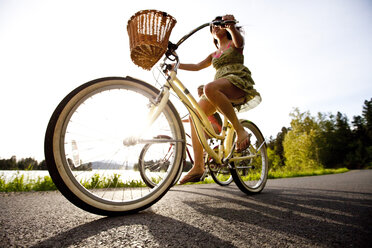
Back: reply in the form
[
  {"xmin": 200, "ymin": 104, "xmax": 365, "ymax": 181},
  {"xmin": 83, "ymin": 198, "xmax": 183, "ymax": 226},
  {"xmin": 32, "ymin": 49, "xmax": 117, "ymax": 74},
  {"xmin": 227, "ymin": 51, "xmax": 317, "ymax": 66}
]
[
  {"xmin": 160, "ymin": 167, "xmax": 350, "ymax": 185},
  {"xmin": 268, "ymin": 167, "xmax": 350, "ymax": 179},
  {"xmin": 0, "ymin": 172, "xmax": 57, "ymax": 192},
  {"xmin": 80, "ymin": 173, "xmax": 146, "ymax": 189},
  {"xmin": 0, "ymin": 172, "xmax": 146, "ymax": 192},
  {"xmin": 0, "ymin": 168, "xmax": 350, "ymax": 192}
]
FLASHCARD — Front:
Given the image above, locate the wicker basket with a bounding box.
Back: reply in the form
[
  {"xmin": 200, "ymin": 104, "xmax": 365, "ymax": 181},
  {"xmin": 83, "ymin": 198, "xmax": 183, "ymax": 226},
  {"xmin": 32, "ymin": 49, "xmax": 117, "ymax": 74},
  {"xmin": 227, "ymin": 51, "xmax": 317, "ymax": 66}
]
[{"xmin": 127, "ymin": 10, "xmax": 177, "ymax": 70}]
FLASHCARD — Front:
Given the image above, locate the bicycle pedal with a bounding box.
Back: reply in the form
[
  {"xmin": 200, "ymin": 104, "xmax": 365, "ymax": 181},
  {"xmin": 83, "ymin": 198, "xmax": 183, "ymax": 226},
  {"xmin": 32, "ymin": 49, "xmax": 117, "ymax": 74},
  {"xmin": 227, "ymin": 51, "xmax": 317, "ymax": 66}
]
[{"xmin": 200, "ymin": 171, "xmax": 208, "ymax": 180}]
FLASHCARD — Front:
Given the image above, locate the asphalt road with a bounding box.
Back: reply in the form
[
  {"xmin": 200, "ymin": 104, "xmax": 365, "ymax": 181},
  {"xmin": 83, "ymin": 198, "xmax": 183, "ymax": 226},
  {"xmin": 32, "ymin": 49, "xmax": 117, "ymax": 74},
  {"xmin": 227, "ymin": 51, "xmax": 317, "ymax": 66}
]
[{"xmin": 1, "ymin": 170, "xmax": 371, "ymax": 247}]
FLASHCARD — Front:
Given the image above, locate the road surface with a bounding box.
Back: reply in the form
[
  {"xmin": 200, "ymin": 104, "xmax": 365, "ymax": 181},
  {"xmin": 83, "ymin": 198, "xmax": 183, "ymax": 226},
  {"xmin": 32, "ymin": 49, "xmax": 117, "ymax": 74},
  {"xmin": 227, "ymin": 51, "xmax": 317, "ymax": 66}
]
[{"xmin": 1, "ymin": 170, "xmax": 371, "ymax": 247}]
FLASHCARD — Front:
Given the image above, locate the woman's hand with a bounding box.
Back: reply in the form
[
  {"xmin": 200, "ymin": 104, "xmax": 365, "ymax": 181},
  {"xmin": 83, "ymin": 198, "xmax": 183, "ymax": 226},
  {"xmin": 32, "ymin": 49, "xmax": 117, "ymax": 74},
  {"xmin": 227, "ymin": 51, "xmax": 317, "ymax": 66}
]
[{"xmin": 222, "ymin": 14, "xmax": 236, "ymax": 31}]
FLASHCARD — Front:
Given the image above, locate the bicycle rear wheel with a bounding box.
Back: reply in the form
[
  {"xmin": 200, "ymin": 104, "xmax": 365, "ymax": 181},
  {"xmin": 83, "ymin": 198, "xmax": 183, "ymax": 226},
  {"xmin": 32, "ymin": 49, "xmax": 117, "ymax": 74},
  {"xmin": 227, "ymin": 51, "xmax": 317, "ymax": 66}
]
[
  {"xmin": 44, "ymin": 77, "xmax": 185, "ymax": 215},
  {"xmin": 139, "ymin": 135, "xmax": 183, "ymax": 188},
  {"xmin": 230, "ymin": 120, "xmax": 268, "ymax": 194}
]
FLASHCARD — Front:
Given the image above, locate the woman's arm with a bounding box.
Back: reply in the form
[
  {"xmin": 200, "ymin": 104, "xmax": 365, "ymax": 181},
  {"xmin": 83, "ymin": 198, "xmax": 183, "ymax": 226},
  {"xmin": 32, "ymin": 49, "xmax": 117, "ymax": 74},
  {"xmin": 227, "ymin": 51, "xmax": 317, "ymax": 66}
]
[
  {"xmin": 227, "ymin": 26, "xmax": 244, "ymax": 48},
  {"xmin": 223, "ymin": 15, "xmax": 244, "ymax": 48},
  {"xmin": 178, "ymin": 53, "xmax": 213, "ymax": 71}
]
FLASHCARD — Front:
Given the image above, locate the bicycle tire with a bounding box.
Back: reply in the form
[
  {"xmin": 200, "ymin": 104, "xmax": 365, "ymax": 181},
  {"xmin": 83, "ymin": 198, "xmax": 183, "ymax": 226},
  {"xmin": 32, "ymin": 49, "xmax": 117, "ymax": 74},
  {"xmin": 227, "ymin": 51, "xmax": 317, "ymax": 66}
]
[
  {"xmin": 230, "ymin": 120, "xmax": 268, "ymax": 194},
  {"xmin": 44, "ymin": 76, "xmax": 185, "ymax": 215}
]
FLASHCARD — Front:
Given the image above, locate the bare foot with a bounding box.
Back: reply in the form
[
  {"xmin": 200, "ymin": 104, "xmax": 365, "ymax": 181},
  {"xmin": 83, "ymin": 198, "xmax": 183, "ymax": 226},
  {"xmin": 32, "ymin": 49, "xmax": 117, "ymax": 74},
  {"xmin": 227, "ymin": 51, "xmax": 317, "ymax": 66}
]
[{"xmin": 236, "ymin": 131, "xmax": 251, "ymax": 152}]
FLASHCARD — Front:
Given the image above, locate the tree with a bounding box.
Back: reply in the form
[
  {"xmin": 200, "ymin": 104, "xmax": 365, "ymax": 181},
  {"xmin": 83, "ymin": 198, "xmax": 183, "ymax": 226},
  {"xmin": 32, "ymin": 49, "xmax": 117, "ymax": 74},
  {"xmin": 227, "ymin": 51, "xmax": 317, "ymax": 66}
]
[
  {"xmin": 362, "ymin": 98, "xmax": 372, "ymax": 142},
  {"xmin": 267, "ymin": 147, "xmax": 283, "ymax": 171},
  {"xmin": 0, "ymin": 156, "xmax": 47, "ymax": 170},
  {"xmin": 334, "ymin": 112, "xmax": 353, "ymax": 167},
  {"xmin": 348, "ymin": 98, "xmax": 372, "ymax": 168},
  {"xmin": 267, "ymin": 127, "xmax": 288, "ymax": 171},
  {"xmin": 37, "ymin": 160, "xmax": 48, "ymax": 170},
  {"xmin": 0, "ymin": 156, "xmax": 17, "ymax": 170},
  {"xmin": 17, "ymin": 157, "xmax": 38, "ymax": 170},
  {"xmin": 283, "ymin": 108, "xmax": 322, "ymax": 171}
]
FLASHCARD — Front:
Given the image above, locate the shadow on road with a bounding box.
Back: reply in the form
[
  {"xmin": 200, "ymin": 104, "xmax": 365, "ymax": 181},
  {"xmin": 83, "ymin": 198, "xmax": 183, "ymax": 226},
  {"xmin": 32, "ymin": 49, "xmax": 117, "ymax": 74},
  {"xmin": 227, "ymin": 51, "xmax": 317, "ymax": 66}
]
[
  {"xmin": 29, "ymin": 176, "xmax": 372, "ymax": 247},
  {"xmin": 31, "ymin": 211, "xmax": 236, "ymax": 247},
  {"xmin": 178, "ymin": 185, "xmax": 372, "ymax": 247}
]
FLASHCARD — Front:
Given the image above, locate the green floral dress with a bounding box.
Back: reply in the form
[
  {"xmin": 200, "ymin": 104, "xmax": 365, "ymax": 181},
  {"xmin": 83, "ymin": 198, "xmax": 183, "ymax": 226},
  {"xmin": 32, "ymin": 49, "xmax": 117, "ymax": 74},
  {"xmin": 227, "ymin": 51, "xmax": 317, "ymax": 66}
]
[{"xmin": 212, "ymin": 46, "xmax": 261, "ymax": 112}]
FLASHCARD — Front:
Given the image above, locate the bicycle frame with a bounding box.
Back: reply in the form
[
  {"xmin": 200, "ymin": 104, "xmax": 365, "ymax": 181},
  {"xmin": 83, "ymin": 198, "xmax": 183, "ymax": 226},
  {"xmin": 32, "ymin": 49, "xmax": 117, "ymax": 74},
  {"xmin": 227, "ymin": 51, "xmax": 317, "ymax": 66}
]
[{"xmin": 145, "ymin": 69, "xmax": 260, "ymax": 166}]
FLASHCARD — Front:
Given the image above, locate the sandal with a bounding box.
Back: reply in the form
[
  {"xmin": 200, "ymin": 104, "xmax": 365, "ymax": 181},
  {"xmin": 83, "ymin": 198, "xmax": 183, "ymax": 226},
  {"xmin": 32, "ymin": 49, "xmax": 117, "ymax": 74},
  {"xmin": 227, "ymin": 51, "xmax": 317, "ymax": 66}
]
[
  {"xmin": 179, "ymin": 172, "xmax": 204, "ymax": 185},
  {"xmin": 236, "ymin": 133, "xmax": 251, "ymax": 152}
]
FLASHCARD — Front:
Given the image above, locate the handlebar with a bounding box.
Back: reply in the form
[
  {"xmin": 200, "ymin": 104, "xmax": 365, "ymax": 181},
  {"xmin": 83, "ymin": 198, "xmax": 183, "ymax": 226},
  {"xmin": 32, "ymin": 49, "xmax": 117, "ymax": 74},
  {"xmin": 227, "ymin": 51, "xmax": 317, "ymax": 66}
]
[
  {"xmin": 175, "ymin": 19, "xmax": 237, "ymax": 48},
  {"xmin": 165, "ymin": 20, "xmax": 237, "ymax": 59},
  {"xmin": 211, "ymin": 19, "xmax": 237, "ymax": 27}
]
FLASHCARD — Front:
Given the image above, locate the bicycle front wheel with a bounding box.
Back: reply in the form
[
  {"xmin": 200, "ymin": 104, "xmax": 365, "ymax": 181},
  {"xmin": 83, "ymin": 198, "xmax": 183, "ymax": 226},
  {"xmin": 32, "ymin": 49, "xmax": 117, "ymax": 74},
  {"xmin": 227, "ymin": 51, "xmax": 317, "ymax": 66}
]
[
  {"xmin": 230, "ymin": 120, "xmax": 268, "ymax": 194},
  {"xmin": 44, "ymin": 77, "xmax": 185, "ymax": 215}
]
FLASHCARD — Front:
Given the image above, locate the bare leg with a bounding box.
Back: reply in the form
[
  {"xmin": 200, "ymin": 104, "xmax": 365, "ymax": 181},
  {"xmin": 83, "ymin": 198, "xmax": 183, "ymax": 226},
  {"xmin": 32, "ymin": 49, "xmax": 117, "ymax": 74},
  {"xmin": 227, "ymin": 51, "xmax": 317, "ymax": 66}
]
[
  {"xmin": 204, "ymin": 78, "xmax": 250, "ymax": 148},
  {"xmin": 179, "ymin": 98, "xmax": 216, "ymax": 184},
  {"xmin": 180, "ymin": 79, "xmax": 250, "ymax": 184}
]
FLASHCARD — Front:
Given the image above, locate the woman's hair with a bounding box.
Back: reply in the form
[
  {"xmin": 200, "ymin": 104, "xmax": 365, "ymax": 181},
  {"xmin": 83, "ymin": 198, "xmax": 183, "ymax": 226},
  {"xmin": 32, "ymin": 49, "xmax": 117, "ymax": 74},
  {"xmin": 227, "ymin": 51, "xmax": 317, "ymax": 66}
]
[{"xmin": 210, "ymin": 16, "xmax": 242, "ymax": 49}]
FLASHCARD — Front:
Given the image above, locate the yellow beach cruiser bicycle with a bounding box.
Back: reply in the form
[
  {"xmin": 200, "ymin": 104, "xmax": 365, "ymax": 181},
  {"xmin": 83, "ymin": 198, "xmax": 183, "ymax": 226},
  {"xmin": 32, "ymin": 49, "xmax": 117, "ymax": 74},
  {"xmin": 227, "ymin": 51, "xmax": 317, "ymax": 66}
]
[{"xmin": 44, "ymin": 10, "xmax": 268, "ymax": 216}]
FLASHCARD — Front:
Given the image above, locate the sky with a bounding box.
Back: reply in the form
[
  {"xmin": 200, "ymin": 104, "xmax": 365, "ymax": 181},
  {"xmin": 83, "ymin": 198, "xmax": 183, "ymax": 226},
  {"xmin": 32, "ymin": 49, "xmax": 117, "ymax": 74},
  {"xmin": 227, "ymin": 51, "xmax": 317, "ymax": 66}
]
[{"xmin": 0, "ymin": 0, "xmax": 371, "ymax": 162}]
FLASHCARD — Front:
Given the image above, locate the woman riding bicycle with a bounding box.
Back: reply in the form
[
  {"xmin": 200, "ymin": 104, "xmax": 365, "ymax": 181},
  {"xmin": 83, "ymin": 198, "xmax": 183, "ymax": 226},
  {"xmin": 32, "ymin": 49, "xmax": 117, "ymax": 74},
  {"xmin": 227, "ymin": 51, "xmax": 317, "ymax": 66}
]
[
  {"xmin": 179, "ymin": 14, "xmax": 261, "ymax": 184},
  {"xmin": 45, "ymin": 10, "xmax": 267, "ymax": 215}
]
